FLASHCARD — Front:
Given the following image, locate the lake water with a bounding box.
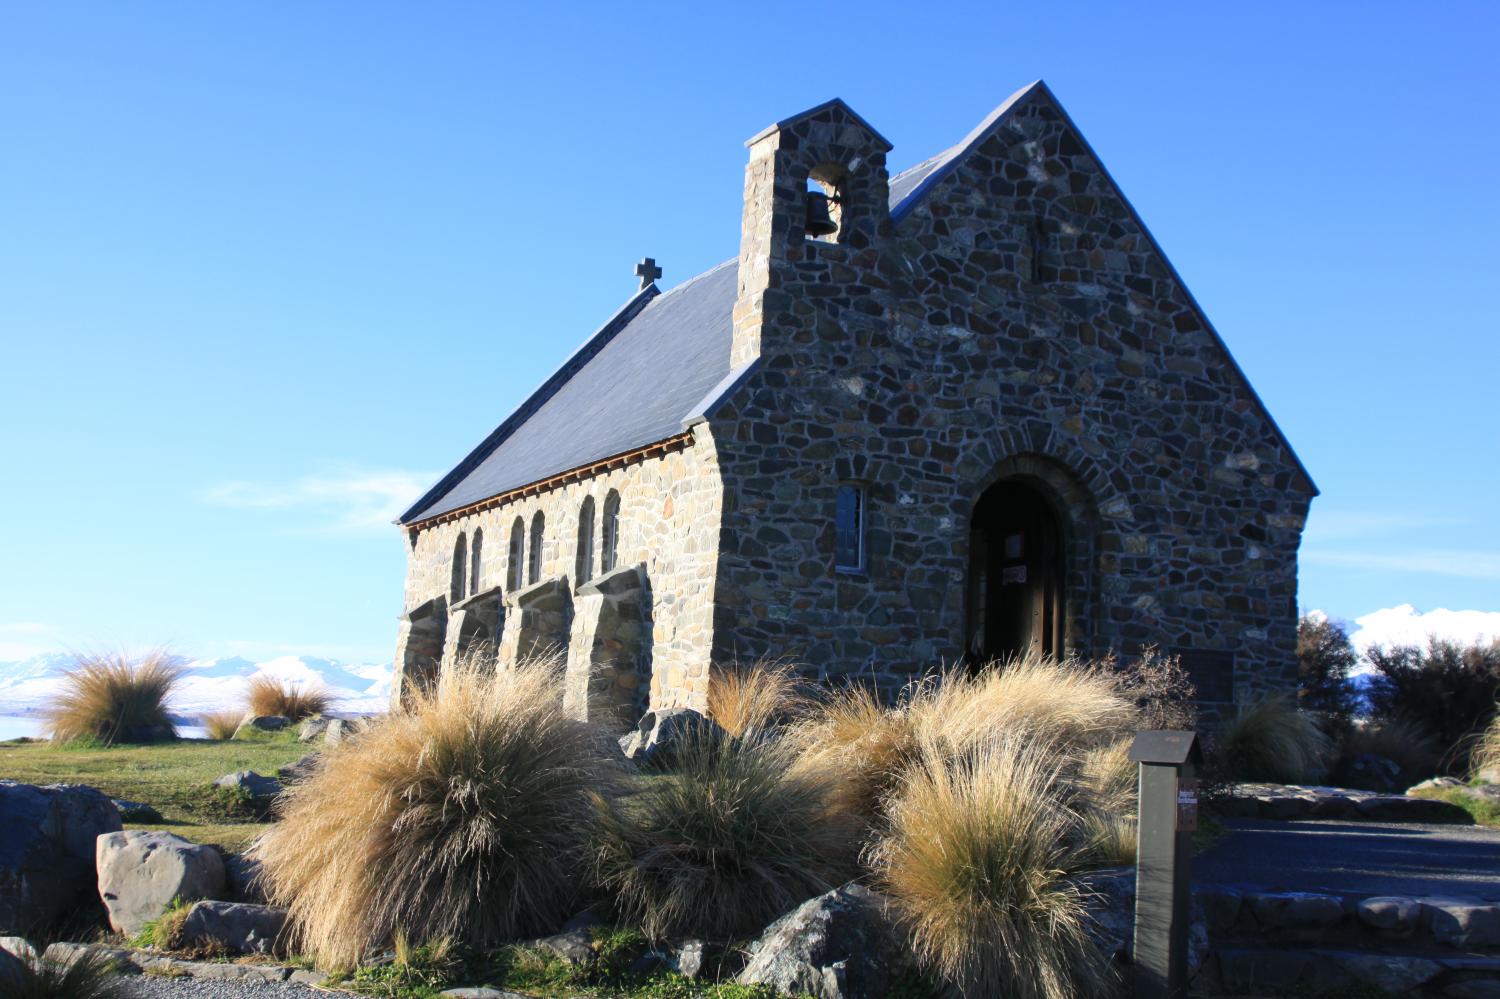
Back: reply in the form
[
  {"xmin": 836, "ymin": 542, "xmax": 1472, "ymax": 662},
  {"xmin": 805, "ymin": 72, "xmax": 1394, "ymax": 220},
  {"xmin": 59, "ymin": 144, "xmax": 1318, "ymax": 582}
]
[{"xmin": 0, "ymin": 716, "xmax": 208, "ymax": 742}]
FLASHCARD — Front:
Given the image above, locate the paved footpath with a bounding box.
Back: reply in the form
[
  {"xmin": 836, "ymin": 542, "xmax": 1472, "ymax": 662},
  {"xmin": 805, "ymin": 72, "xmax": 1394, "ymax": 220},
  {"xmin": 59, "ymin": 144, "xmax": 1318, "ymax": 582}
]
[{"xmin": 1195, "ymin": 817, "xmax": 1500, "ymax": 899}]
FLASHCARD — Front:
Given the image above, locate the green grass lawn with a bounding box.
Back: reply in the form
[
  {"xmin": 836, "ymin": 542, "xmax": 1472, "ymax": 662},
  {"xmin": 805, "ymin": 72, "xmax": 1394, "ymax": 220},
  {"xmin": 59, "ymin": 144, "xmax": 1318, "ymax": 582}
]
[
  {"xmin": 0, "ymin": 734, "xmax": 311, "ymax": 852},
  {"xmin": 1408, "ymin": 783, "xmax": 1500, "ymax": 827}
]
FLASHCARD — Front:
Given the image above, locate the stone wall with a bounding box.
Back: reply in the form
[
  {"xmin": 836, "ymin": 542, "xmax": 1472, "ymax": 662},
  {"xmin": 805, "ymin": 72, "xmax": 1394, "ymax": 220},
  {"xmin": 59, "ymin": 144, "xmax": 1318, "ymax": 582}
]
[
  {"xmin": 391, "ymin": 438, "xmax": 725, "ymax": 712},
  {"xmin": 704, "ymin": 90, "xmax": 1313, "ymax": 706}
]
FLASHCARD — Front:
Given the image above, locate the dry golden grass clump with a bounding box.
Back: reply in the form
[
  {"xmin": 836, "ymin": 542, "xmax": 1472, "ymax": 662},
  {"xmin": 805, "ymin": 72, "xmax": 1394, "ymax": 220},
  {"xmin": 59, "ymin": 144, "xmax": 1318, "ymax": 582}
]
[
  {"xmin": 43, "ymin": 651, "xmax": 182, "ymax": 746},
  {"xmin": 594, "ymin": 727, "xmax": 860, "ymax": 941},
  {"xmin": 250, "ymin": 657, "xmax": 624, "ymax": 967},
  {"xmin": 705, "ymin": 658, "xmax": 811, "ymax": 740},
  {"xmin": 246, "ymin": 674, "xmax": 331, "ymax": 721},
  {"xmin": 1471, "ymin": 711, "xmax": 1500, "ymax": 782},
  {"xmin": 198, "ymin": 709, "xmax": 242, "ymax": 741},
  {"xmin": 1213, "ymin": 694, "xmax": 1331, "ymax": 784},
  {"xmin": 788, "ymin": 685, "xmax": 920, "ymax": 822},
  {"xmin": 869, "ymin": 735, "xmax": 1116, "ymax": 999},
  {"xmin": 911, "ymin": 655, "xmax": 1140, "ymax": 756}
]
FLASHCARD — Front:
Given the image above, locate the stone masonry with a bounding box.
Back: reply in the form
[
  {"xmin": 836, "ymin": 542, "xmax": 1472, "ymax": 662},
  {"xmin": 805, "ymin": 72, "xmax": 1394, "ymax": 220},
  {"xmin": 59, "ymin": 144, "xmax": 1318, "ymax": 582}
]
[{"xmin": 391, "ymin": 82, "xmax": 1314, "ymax": 720}]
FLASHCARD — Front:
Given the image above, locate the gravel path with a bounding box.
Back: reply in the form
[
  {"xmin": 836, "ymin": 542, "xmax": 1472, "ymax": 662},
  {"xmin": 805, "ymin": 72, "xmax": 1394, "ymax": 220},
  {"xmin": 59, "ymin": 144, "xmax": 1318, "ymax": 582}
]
[{"xmin": 115, "ymin": 977, "xmax": 330, "ymax": 999}]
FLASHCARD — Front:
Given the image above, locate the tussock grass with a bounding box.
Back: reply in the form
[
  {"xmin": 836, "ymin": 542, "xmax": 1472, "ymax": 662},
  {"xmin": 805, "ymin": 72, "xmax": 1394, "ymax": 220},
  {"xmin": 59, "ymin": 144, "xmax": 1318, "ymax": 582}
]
[
  {"xmin": 6, "ymin": 947, "xmax": 128, "ymax": 999},
  {"xmin": 910, "ymin": 655, "xmax": 1140, "ymax": 757},
  {"xmin": 1214, "ymin": 695, "xmax": 1331, "ymax": 784},
  {"xmin": 1341, "ymin": 716, "xmax": 1442, "ymax": 784},
  {"xmin": 1472, "ymin": 712, "xmax": 1500, "ymax": 782},
  {"xmin": 198, "ymin": 710, "xmax": 241, "ymax": 742},
  {"xmin": 594, "ymin": 728, "xmax": 860, "ymax": 940},
  {"xmin": 251, "ymin": 657, "xmax": 623, "ymax": 967},
  {"xmin": 43, "ymin": 651, "xmax": 181, "ymax": 746},
  {"xmin": 788, "ymin": 685, "xmax": 919, "ymax": 822},
  {"xmin": 705, "ymin": 659, "xmax": 811, "ymax": 740},
  {"xmin": 869, "ymin": 736, "xmax": 1115, "ymax": 999},
  {"xmin": 245, "ymin": 675, "xmax": 330, "ymax": 722}
]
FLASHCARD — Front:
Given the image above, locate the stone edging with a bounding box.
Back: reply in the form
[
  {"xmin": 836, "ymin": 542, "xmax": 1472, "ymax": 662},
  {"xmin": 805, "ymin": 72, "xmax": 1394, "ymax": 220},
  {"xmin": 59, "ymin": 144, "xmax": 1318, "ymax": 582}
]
[
  {"xmin": 42, "ymin": 942, "xmax": 325, "ymax": 986},
  {"xmin": 1222, "ymin": 783, "xmax": 1472, "ymax": 823}
]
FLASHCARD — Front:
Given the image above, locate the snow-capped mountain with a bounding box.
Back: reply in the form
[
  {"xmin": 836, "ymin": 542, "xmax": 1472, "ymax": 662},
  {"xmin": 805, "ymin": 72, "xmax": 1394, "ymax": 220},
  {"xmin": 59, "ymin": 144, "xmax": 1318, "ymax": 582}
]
[{"xmin": 0, "ymin": 653, "xmax": 393, "ymax": 716}]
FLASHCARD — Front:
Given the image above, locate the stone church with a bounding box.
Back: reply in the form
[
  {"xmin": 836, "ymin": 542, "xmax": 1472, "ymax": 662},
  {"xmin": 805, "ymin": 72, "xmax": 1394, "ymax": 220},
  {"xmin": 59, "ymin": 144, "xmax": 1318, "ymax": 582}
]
[{"xmin": 390, "ymin": 81, "xmax": 1316, "ymax": 727}]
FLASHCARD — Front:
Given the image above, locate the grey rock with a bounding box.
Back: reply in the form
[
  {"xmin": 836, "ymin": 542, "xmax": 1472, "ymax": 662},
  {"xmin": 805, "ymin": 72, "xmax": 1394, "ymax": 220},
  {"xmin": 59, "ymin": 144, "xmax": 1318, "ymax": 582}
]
[
  {"xmin": 238, "ymin": 714, "xmax": 291, "ymax": 733},
  {"xmin": 1195, "ymin": 885, "xmax": 1243, "ymax": 934},
  {"xmin": 441, "ymin": 989, "xmax": 530, "ymax": 999},
  {"xmin": 738, "ymin": 884, "xmax": 896, "ymax": 999},
  {"xmin": 325, "ymin": 718, "xmax": 360, "ymax": 746},
  {"xmin": 112, "ymin": 799, "xmax": 164, "ymax": 823},
  {"xmin": 1356, "ymin": 896, "xmax": 1423, "ymax": 933},
  {"xmin": 1247, "ymin": 891, "xmax": 1346, "ymax": 929},
  {"xmin": 213, "ymin": 770, "xmax": 281, "ymax": 800},
  {"xmin": 1339, "ymin": 952, "xmax": 1443, "ymax": 991},
  {"xmin": 277, "ymin": 754, "xmax": 321, "ymax": 783},
  {"xmin": 95, "ymin": 830, "xmax": 226, "ymax": 937},
  {"xmin": 1427, "ymin": 900, "xmax": 1500, "ymax": 948},
  {"xmin": 297, "ymin": 717, "xmax": 329, "ymax": 742},
  {"xmin": 288, "ymin": 968, "xmax": 327, "ymax": 984},
  {"xmin": 0, "ymin": 781, "xmax": 122, "ymax": 933},
  {"xmin": 1074, "ymin": 867, "xmax": 1135, "ymax": 962},
  {"xmin": 171, "ymin": 958, "xmax": 289, "ymax": 982},
  {"xmin": 224, "ymin": 852, "xmax": 265, "ymax": 903},
  {"xmin": 1408, "ymin": 776, "xmax": 1465, "ymax": 794},
  {"xmin": 0, "ymin": 935, "xmax": 39, "ymax": 964},
  {"xmin": 1214, "ymin": 947, "xmax": 1347, "ymax": 990},
  {"xmin": 179, "ymin": 900, "xmax": 286, "ymax": 955},
  {"xmin": 618, "ymin": 707, "xmax": 725, "ymax": 764},
  {"xmin": 535, "ymin": 926, "xmax": 594, "ymax": 968},
  {"xmin": 0, "ymin": 946, "xmax": 25, "ymax": 990},
  {"xmin": 1338, "ymin": 754, "xmax": 1403, "ymax": 792},
  {"xmin": 675, "ymin": 938, "xmax": 707, "ymax": 978}
]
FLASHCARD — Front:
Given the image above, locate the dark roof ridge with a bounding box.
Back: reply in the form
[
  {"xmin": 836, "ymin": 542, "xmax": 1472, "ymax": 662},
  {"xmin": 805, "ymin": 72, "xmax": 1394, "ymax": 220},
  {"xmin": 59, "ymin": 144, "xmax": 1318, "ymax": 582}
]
[{"xmin": 396, "ymin": 281, "xmax": 662, "ymax": 524}]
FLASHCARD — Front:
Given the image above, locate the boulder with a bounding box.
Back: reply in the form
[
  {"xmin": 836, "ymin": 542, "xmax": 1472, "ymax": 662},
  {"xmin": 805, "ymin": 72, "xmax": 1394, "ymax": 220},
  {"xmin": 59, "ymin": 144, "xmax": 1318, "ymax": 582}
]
[
  {"xmin": 224, "ymin": 852, "xmax": 265, "ymax": 903},
  {"xmin": 178, "ymin": 900, "xmax": 286, "ymax": 955},
  {"xmin": 112, "ymin": 799, "xmax": 163, "ymax": 823},
  {"xmin": 96, "ymin": 830, "xmax": 225, "ymax": 937},
  {"xmin": 233, "ymin": 715, "xmax": 290, "ymax": 738},
  {"xmin": 1407, "ymin": 776, "xmax": 1465, "ymax": 795},
  {"xmin": 325, "ymin": 718, "xmax": 361, "ymax": 746},
  {"xmin": 618, "ymin": 708, "xmax": 724, "ymax": 765},
  {"xmin": 0, "ymin": 781, "xmax": 122, "ymax": 933},
  {"xmin": 0, "ymin": 946, "xmax": 25, "ymax": 991},
  {"xmin": 441, "ymin": 989, "xmax": 530, "ymax": 999},
  {"xmin": 213, "ymin": 770, "xmax": 281, "ymax": 802},
  {"xmin": 674, "ymin": 938, "xmax": 707, "ymax": 978},
  {"xmin": 277, "ymin": 754, "xmax": 320, "ymax": 783},
  {"xmin": 297, "ymin": 717, "xmax": 329, "ymax": 742},
  {"xmin": 738, "ymin": 885, "xmax": 897, "ymax": 999}
]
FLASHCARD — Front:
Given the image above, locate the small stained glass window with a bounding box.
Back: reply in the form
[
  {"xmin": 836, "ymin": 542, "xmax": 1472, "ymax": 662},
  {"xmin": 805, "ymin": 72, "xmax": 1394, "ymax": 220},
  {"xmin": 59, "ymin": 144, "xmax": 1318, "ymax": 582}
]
[{"xmin": 835, "ymin": 484, "xmax": 865, "ymax": 572}]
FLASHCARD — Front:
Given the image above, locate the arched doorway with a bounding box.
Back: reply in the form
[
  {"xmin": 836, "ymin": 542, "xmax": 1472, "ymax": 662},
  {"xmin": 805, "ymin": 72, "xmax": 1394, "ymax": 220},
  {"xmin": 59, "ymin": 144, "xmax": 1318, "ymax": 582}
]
[{"xmin": 966, "ymin": 479, "xmax": 1067, "ymax": 664}]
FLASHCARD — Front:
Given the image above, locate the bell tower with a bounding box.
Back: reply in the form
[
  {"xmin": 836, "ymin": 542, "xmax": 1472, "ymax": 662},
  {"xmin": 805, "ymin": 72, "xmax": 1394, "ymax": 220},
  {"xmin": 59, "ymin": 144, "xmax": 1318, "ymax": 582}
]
[{"xmin": 731, "ymin": 99, "xmax": 893, "ymax": 369}]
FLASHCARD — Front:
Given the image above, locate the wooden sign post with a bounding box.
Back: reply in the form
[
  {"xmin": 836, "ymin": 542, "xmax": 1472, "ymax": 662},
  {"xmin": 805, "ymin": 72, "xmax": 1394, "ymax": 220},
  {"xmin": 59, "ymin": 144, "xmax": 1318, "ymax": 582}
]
[{"xmin": 1129, "ymin": 729, "xmax": 1201, "ymax": 999}]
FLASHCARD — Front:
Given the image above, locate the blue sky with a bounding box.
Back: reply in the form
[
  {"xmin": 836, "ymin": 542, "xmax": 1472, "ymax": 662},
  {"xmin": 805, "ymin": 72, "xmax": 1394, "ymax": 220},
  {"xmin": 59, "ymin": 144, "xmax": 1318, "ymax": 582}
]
[{"xmin": 1, "ymin": 2, "xmax": 1496, "ymax": 663}]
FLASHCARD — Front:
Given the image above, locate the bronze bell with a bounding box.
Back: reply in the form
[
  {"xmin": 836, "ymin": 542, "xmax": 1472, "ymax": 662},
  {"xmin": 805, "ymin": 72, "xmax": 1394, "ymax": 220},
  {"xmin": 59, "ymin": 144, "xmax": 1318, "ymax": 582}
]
[{"xmin": 804, "ymin": 191, "xmax": 839, "ymax": 238}]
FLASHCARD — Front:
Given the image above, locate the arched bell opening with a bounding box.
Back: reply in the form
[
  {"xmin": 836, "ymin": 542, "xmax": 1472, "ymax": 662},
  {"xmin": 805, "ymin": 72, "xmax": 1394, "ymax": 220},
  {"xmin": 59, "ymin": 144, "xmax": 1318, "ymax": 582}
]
[{"xmin": 965, "ymin": 478, "xmax": 1069, "ymax": 666}]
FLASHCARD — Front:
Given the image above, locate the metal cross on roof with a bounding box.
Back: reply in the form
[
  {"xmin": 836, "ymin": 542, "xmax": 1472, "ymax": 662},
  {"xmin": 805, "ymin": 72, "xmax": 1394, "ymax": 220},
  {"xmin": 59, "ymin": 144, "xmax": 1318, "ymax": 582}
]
[{"xmin": 635, "ymin": 257, "xmax": 662, "ymax": 290}]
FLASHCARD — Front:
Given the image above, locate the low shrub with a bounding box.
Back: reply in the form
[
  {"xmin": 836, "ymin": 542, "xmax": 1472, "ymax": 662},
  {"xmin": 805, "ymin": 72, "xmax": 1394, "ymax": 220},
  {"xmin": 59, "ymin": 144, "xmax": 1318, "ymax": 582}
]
[
  {"xmin": 6, "ymin": 947, "xmax": 127, "ymax": 999},
  {"xmin": 705, "ymin": 659, "xmax": 810, "ymax": 740},
  {"xmin": 1118, "ymin": 645, "xmax": 1198, "ymax": 731},
  {"xmin": 1212, "ymin": 695, "xmax": 1331, "ymax": 784},
  {"xmin": 251, "ymin": 656, "xmax": 623, "ymax": 967},
  {"xmin": 1336, "ymin": 716, "xmax": 1442, "ymax": 787},
  {"xmin": 43, "ymin": 651, "xmax": 181, "ymax": 746},
  {"xmin": 198, "ymin": 710, "xmax": 241, "ymax": 741},
  {"xmin": 1472, "ymin": 712, "xmax": 1500, "ymax": 782},
  {"xmin": 1366, "ymin": 638, "xmax": 1500, "ymax": 772},
  {"xmin": 1296, "ymin": 614, "xmax": 1361, "ymax": 735},
  {"xmin": 594, "ymin": 727, "xmax": 860, "ymax": 940},
  {"xmin": 246, "ymin": 675, "xmax": 330, "ymax": 722},
  {"xmin": 869, "ymin": 736, "xmax": 1115, "ymax": 999}
]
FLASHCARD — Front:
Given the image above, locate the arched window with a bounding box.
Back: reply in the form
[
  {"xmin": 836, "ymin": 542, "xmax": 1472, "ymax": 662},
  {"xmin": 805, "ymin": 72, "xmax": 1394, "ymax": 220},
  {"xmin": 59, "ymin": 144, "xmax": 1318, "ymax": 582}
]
[
  {"xmin": 528, "ymin": 511, "xmax": 545, "ymax": 585},
  {"xmin": 575, "ymin": 496, "xmax": 596, "ymax": 585},
  {"xmin": 450, "ymin": 533, "xmax": 468, "ymax": 603},
  {"xmin": 507, "ymin": 518, "xmax": 525, "ymax": 591},
  {"xmin": 601, "ymin": 490, "xmax": 621, "ymax": 574},
  {"xmin": 470, "ymin": 528, "xmax": 484, "ymax": 596},
  {"xmin": 805, "ymin": 167, "xmax": 846, "ymax": 243}
]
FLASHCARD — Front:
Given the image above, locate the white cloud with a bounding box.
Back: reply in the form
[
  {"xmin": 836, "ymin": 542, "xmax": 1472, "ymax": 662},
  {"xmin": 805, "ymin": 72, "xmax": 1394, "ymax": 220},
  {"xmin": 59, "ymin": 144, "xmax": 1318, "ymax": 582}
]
[
  {"xmin": 1345, "ymin": 604, "xmax": 1500, "ymax": 653},
  {"xmin": 201, "ymin": 467, "xmax": 437, "ymax": 532},
  {"xmin": 1302, "ymin": 549, "xmax": 1500, "ymax": 581},
  {"xmin": 1304, "ymin": 510, "xmax": 1467, "ymax": 543},
  {"xmin": 0, "ymin": 622, "xmax": 59, "ymax": 661}
]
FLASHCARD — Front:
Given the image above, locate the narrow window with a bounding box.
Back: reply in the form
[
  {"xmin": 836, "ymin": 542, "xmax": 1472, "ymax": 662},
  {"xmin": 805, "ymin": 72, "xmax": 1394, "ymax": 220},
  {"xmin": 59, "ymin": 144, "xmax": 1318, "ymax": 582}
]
[
  {"xmin": 601, "ymin": 490, "xmax": 621, "ymax": 573},
  {"xmin": 470, "ymin": 528, "xmax": 484, "ymax": 596},
  {"xmin": 1029, "ymin": 217, "xmax": 1046, "ymax": 283},
  {"xmin": 528, "ymin": 512, "xmax": 545, "ymax": 585},
  {"xmin": 575, "ymin": 496, "xmax": 596, "ymax": 585},
  {"xmin": 451, "ymin": 533, "xmax": 468, "ymax": 603},
  {"xmin": 835, "ymin": 485, "xmax": 865, "ymax": 572},
  {"xmin": 507, "ymin": 518, "xmax": 524, "ymax": 591}
]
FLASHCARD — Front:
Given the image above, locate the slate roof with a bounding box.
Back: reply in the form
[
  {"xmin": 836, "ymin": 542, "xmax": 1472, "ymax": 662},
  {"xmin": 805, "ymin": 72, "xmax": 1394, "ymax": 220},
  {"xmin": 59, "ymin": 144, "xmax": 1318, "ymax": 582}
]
[{"xmin": 400, "ymin": 81, "xmax": 1312, "ymax": 526}]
